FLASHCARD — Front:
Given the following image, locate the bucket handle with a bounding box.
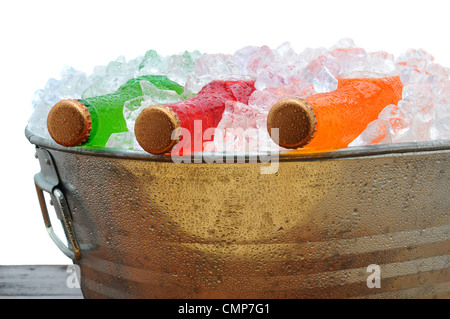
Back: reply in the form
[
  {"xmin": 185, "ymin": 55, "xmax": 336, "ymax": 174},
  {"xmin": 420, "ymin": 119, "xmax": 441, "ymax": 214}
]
[
  {"xmin": 33, "ymin": 147, "xmax": 82, "ymax": 261},
  {"xmin": 34, "ymin": 183, "xmax": 82, "ymax": 261}
]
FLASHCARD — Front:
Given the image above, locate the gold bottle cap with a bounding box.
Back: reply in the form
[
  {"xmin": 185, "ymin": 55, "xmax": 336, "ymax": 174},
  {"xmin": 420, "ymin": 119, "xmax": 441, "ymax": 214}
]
[
  {"xmin": 47, "ymin": 99, "xmax": 92, "ymax": 147},
  {"xmin": 267, "ymin": 98, "xmax": 317, "ymax": 149},
  {"xmin": 134, "ymin": 105, "xmax": 181, "ymax": 155}
]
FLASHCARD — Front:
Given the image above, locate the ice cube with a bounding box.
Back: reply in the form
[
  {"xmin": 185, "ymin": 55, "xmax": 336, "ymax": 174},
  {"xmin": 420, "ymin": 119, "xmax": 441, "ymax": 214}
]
[
  {"xmin": 330, "ymin": 38, "xmax": 357, "ymax": 50},
  {"xmin": 217, "ymin": 101, "xmax": 259, "ymax": 131},
  {"xmin": 433, "ymin": 113, "xmax": 450, "ymax": 140},
  {"xmin": 254, "ymin": 70, "xmax": 285, "ymax": 90},
  {"xmin": 348, "ymin": 119, "xmax": 391, "ymax": 146},
  {"xmin": 298, "ymin": 47, "xmax": 328, "ymax": 63},
  {"xmin": 400, "ymin": 68, "xmax": 437, "ymax": 85},
  {"xmin": 396, "ymin": 48, "xmax": 434, "ymax": 71},
  {"xmin": 301, "ymin": 56, "xmax": 339, "ymax": 93},
  {"xmin": 244, "ymin": 45, "xmax": 277, "ymax": 78},
  {"xmin": 426, "ymin": 62, "xmax": 449, "ymax": 79},
  {"xmin": 410, "ymin": 114, "xmax": 433, "ymax": 141},
  {"xmin": 82, "ymin": 56, "xmax": 137, "ymax": 98},
  {"xmin": 365, "ymin": 51, "xmax": 396, "ymax": 75},
  {"xmin": 211, "ymin": 99, "xmax": 282, "ymax": 153},
  {"xmin": 106, "ymin": 132, "xmax": 135, "ymax": 150},
  {"xmin": 140, "ymin": 80, "xmax": 183, "ymax": 104},
  {"xmin": 27, "ymin": 66, "xmax": 90, "ymax": 139},
  {"xmin": 233, "ymin": 45, "xmax": 261, "ymax": 74},
  {"xmin": 328, "ymin": 47, "xmax": 367, "ymax": 75},
  {"xmin": 31, "ymin": 89, "xmax": 44, "ymax": 110},
  {"xmin": 138, "ymin": 49, "xmax": 167, "ymax": 75},
  {"xmin": 402, "ymin": 83, "xmax": 432, "ymax": 104},
  {"xmin": 267, "ymin": 54, "xmax": 307, "ymax": 86},
  {"xmin": 378, "ymin": 104, "xmax": 410, "ymax": 135},
  {"xmin": 166, "ymin": 50, "xmax": 201, "ymax": 86},
  {"xmin": 398, "ymin": 99, "xmax": 420, "ymax": 118},
  {"xmin": 276, "ymin": 42, "xmax": 298, "ymax": 60},
  {"xmin": 378, "ymin": 104, "xmax": 404, "ymax": 120},
  {"xmin": 248, "ymin": 89, "xmax": 279, "ymax": 113},
  {"xmin": 337, "ymin": 71, "xmax": 390, "ymax": 79},
  {"xmin": 312, "ymin": 67, "xmax": 338, "ymax": 93},
  {"xmin": 184, "ymin": 53, "xmax": 241, "ymax": 93}
]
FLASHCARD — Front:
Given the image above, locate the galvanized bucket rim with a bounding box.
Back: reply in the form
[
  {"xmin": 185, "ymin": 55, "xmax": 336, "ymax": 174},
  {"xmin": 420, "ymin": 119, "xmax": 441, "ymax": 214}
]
[{"xmin": 25, "ymin": 126, "xmax": 450, "ymax": 163}]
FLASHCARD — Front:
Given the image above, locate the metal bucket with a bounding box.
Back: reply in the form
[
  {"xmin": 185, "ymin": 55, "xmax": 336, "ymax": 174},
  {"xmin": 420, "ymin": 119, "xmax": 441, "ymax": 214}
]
[{"xmin": 26, "ymin": 127, "xmax": 450, "ymax": 299}]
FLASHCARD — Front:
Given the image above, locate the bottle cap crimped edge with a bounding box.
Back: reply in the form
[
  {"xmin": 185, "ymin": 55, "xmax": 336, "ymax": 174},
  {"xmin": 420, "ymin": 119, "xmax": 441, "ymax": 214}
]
[
  {"xmin": 134, "ymin": 105, "xmax": 181, "ymax": 155},
  {"xmin": 47, "ymin": 99, "xmax": 92, "ymax": 147},
  {"xmin": 267, "ymin": 98, "xmax": 317, "ymax": 149}
]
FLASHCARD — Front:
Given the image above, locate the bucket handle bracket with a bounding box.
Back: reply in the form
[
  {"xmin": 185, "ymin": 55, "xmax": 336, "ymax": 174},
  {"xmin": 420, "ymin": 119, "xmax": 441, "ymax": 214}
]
[{"xmin": 34, "ymin": 147, "xmax": 82, "ymax": 261}]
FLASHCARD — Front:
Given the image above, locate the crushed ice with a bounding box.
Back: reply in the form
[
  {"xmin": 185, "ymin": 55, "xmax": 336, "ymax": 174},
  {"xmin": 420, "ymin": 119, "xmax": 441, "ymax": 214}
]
[{"xmin": 28, "ymin": 39, "xmax": 450, "ymax": 152}]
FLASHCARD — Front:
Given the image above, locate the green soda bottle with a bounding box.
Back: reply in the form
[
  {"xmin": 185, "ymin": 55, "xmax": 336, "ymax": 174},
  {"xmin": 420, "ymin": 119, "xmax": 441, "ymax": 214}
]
[{"xmin": 47, "ymin": 75, "xmax": 184, "ymax": 147}]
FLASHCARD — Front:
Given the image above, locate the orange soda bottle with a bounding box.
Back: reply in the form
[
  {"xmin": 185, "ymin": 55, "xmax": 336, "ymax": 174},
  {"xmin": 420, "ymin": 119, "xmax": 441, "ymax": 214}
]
[{"xmin": 266, "ymin": 75, "xmax": 403, "ymax": 150}]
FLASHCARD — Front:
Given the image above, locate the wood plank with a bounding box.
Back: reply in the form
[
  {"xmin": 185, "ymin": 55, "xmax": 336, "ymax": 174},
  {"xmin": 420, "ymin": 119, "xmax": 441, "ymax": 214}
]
[{"xmin": 0, "ymin": 265, "xmax": 83, "ymax": 299}]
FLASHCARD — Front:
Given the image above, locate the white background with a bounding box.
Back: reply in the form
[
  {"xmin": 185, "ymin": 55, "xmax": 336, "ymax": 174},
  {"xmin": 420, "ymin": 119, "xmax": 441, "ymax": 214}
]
[{"xmin": 1, "ymin": 0, "xmax": 449, "ymax": 265}]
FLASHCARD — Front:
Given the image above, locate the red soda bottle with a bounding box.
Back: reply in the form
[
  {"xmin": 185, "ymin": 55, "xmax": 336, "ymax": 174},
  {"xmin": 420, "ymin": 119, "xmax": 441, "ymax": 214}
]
[{"xmin": 135, "ymin": 80, "xmax": 256, "ymax": 155}]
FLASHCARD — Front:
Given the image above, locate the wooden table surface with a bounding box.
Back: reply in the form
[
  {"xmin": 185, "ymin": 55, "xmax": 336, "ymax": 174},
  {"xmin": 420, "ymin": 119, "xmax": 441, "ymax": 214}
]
[{"xmin": 0, "ymin": 265, "xmax": 84, "ymax": 299}]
